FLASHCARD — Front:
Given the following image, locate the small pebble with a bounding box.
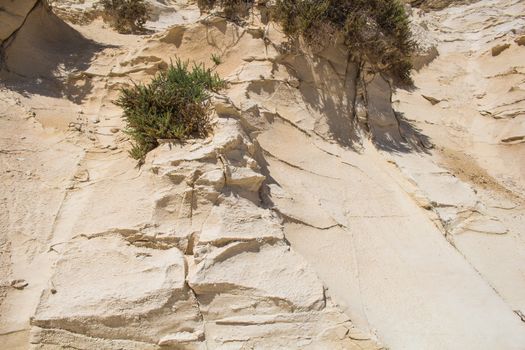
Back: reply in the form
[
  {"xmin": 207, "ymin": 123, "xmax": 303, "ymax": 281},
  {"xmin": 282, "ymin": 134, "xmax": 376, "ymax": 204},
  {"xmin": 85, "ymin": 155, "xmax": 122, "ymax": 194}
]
[
  {"xmin": 11, "ymin": 279, "xmax": 28, "ymax": 290},
  {"xmin": 110, "ymin": 128, "xmax": 120, "ymax": 133}
]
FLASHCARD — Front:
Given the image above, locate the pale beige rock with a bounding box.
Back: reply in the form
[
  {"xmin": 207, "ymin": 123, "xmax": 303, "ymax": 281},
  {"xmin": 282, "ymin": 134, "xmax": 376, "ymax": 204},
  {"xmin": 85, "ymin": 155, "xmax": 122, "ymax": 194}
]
[
  {"xmin": 199, "ymin": 195, "xmax": 283, "ymax": 245},
  {"xmin": 2, "ymin": 1, "xmax": 525, "ymax": 349},
  {"xmin": 32, "ymin": 235, "xmax": 202, "ymax": 346},
  {"xmin": 1, "ymin": 1, "xmax": 95, "ymax": 79},
  {"xmin": 461, "ymin": 216, "xmax": 508, "ymax": 235},
  {"xmin": 394, "ymin": 0, "xmax": 525, "ymax": 324},
  {"xmin": 189, "ymin": 242, "xmax": 325, "ymax": 312}
]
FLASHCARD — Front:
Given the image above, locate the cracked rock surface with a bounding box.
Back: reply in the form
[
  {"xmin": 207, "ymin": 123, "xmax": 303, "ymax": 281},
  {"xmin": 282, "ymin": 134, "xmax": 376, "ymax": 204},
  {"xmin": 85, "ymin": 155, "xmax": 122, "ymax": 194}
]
[{"xmin": 1, "ymin": 0, "xmax": 525, "ymax": 349}]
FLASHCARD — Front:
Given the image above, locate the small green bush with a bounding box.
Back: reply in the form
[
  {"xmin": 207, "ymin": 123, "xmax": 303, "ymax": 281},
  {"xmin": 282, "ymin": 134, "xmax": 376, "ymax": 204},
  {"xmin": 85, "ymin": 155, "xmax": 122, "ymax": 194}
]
[
  {"xmin": 273, "ymin": 0, "xmax": 415, "ymax": 83},
  {"xmin": 101, "ymin": 0, "xmax": 150, "ymax": 33},
  {"xmin": 116, "ymin": 59, "xmax": 225, "ymax": 161},
  {"xmin": 211, "ymin": 53, "xmax": 223, "ymax": 65},
  {"xmin": 197, "ymin": 0, "xmax": 255, "ymax": 21}
]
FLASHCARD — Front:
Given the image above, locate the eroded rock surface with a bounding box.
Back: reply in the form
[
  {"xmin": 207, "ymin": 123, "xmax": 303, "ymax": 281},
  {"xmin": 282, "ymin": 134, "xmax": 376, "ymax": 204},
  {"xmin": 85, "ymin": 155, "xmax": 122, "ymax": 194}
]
[
  {"xmin": 0, "ymin": 0, "xmax": 38, "ymax": 43},
  {"xmin": 1, "ymin": 0, "xmax": 525, "ymax": 349},
  {"xmin": 32, "ymin": 235, "xmax": 203, "ymax": 348}
]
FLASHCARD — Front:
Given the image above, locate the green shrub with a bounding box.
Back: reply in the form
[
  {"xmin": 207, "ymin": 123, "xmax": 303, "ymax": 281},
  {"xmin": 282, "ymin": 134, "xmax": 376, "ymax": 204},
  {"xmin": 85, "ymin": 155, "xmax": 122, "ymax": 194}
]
[
  {"xmin": 197, "ymin": 0, "xmax": 414, "ymax": 82},
  {"xmin": 211, "ymin": 53, "xmax": 223, "ymax": 65},
  {"xmin": 197, "ymin": 0, "xmax": 255, "ymax": 21},
  {"xmin": 116, "ymin": 59, "xmax": 225, "ymax": 161},
  {"xmin": 101, "ymin": 0, "xmax": 150, "ymax": 33},
  {"xmin": 273, "ymin": 0, "xmax": 415, "ymax": 83}
]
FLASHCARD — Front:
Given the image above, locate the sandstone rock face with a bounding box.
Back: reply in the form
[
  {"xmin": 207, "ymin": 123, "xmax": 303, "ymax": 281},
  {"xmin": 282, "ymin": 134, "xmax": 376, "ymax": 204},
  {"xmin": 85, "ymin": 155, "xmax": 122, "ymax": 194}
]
[
  {"xmin": 1, "ymin": 0, "xmax": 95, "ymax": 79},
  {"xmin": 32, "ymin": 235, "xmax": 203, "ymax": 348},
  {"xmin": 48, "ymin": 0, "xmax": 200, "ymax": 29},
  {"xmin": 0, "ymin": 0, "xmax": 38, "ymax": 43},
  {"xmin": 1, "ymin": 0, "xmax": 525, "ymax": 349},
  {"xmin": 392, "ymin": 1, "xmax": 525, "ymax": 327},
  {"xmin": 405, "ymin": 0, "xmax": 477, "ymax": 10}
]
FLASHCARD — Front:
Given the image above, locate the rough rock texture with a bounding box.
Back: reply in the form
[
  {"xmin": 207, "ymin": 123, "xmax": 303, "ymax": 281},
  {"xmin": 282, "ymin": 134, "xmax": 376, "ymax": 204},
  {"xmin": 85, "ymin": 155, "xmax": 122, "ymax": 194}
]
[
  {"xmin": 405, "ymin": 0, "xmax": 479, "ymax": 10},
  {"xmin": 0, "ymin": 0, "xmax": 38, "ymax": 43},
  {"xmin": 1, "ymin": 0, "xmax": 525, "ymax": 349},
  {"xmin": 32, "ymin": 235, "xmax": 203, "ymax": 347},
  {"xmin": 48, "ymin": 0, "xmax": 200, "ymax": 29},
  {"xmin": 393, "ymin": 0, "xmax": 525, "ymax": 321},
  {"xmin": 1, "ymin": 2, "xmax": 95, "ymax": 77}
]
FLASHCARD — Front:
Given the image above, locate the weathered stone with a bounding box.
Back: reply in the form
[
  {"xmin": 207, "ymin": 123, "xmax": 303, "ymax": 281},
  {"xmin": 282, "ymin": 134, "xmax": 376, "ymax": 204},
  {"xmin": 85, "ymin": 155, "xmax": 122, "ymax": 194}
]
[
  {"xmin": 32, "ymin": 235, "xmax": 201, "ymax": 345},
  {"xmin": 189, "ymin": 243, "xmax": 326, "ymax": 313},
  {"xmin": 515, "ymin": 35, "xmax": 525, "ymax": 46},
  {"xmin": 198, "ymin": 195, "xmax": 283, "ymax": 246},
  {"xmin": 491, "ymin": 43, "xmax": 511, "ymax": 56},
  {"xmin": 10, "ymin": 279, "xmax": 28, "ymax": 290}
]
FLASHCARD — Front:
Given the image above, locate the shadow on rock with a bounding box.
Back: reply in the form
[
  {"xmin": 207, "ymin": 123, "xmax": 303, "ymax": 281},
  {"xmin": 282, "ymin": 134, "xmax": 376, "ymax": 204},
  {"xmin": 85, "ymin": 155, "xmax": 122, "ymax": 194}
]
[
  {"xmin": 373, "ymin": 110, "xmax": 433, "ymax": 154},
  {"xmin": 0, "ymin": 1, "xmax": 113, "ymax": 104},
  {"xmin": 280, "ymin": 45, "xmax": 362, "ymax": 150}
]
